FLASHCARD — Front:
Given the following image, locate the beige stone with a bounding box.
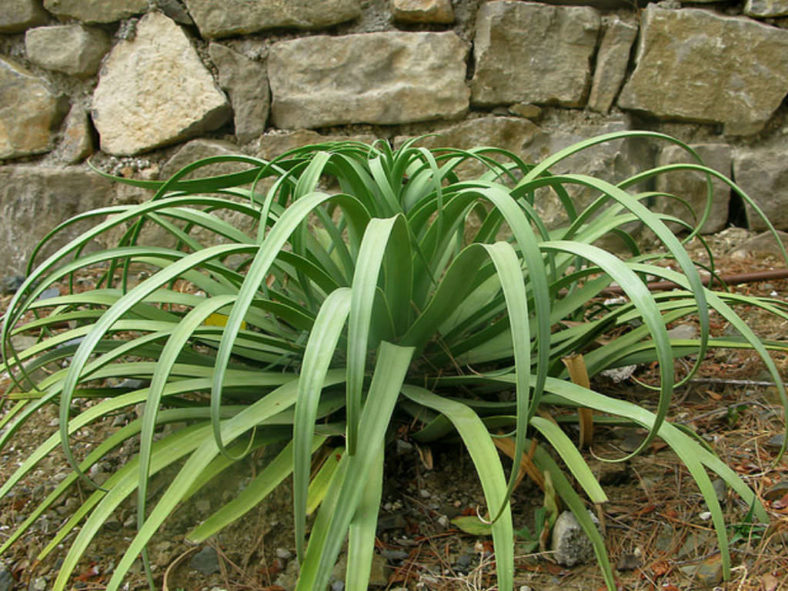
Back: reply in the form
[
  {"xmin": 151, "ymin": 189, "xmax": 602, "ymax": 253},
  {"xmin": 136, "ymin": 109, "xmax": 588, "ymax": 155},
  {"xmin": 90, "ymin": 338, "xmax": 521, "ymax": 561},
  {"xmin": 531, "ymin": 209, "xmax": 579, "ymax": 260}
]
[
  {"xmin": 57, "ymin": 106, "xmax": 94, "ymax": 164},
  {"xmin": 0, "ymin": 57, "xmax": 65, "ymax": 160},
  {"xmin": 209, "ymin": 44, "xmax": 269, "ymax": 144},
  {"xmin": 184, "ymin": 0, "xmax": 362, "ymax": 38},
  {"xmin": 733, "ymin": 148, "xmax": 788, "ymax": 231},
  {"xmin": 730, "ymin": 231, "xmax": 788, "ymax": 259},
  {"xmin": 588, "ymin": 18, "xmax": 638, "ymax": 114},
  {"xmin": 269, "ymin": 32, "xmax": 469, "ymax": 129},
  {"xmin": 745, "ymin": 0, "xmax": 788, "ymax": 17},
  {"xmin": 256, "ymin": 130, "xmax": 378, "ymax": 161},
  {"xmin": 159, "ymin": 139, "xmax": 243, "ymax": 180},
  {"xmin": 391, "ymin": 0, "xmax": 454, "ymax": 24},
  {"xmin": 0, "ymin": 0, "xmax": 47, "ymax": 33},
  {"xmin": 92, "ymin": 13, "xmax": 230, "ymax": 156},
  {"xmin": 471, "ymin": 2, "xmax": 601, "ymax": 107},
  {"xmin": 26, "ymin": 25, "xmax": 111, "ymax": 77},
  {"xmin": 508, "ymin": 103, "xmax": 542, "ymax": 120},
  {"xmin": 654, "ymin": 143, "xmax": 731, "ymax": 234},
  {"xmin": 0, "ymin": 166, "xmax": 113, "ymax": 276},
  {"xmin": 43, "ymin": 0, "xmax": 148, "ymax": 23},
  {"xmin": 395, "ymin": 116, "xmax": 545, "ymax": 180},
  {"xmin": 618, "ymin": 6, "xmax": 788, "ymax": 135}
]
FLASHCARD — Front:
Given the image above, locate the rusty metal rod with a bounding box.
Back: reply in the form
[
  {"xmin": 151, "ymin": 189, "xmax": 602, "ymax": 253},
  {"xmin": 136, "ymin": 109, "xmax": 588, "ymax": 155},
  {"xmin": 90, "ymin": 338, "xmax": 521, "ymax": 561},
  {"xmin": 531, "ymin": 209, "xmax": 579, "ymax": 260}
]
[{"xmin": 600, "ymin": 268, "xmax": 788, "ymax": 296}]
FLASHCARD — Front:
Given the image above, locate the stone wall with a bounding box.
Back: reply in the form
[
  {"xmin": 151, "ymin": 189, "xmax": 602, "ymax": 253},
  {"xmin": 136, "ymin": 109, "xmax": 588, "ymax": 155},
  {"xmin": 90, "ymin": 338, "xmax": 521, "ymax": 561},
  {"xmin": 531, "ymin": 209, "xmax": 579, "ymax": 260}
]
[{"xmin": 1, "ymin": 0, "xmax": 788, "ymax": 276}]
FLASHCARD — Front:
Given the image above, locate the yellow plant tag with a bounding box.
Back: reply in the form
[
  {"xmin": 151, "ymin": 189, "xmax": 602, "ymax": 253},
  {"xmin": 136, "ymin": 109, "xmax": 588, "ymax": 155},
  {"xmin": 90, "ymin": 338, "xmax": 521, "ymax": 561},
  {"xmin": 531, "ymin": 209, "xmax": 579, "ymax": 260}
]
[{"xmin": 204, "ymin": 313, "xmax": 247, "ymax": 329}]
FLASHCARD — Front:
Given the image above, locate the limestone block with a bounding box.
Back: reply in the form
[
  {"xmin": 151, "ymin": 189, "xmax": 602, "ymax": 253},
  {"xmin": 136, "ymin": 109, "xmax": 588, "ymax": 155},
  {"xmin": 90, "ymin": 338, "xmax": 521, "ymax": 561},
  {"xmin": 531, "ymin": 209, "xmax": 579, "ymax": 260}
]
[
  {"xmin": 0, "ymin": 0, "xmax": 47, "ymax": 33},
  {"xmin": 588, "ymin": 18, "xmax": 637, "ymax": 114},
  {"xmin": 91, "ymin": 13, "xmax": 230, "ymax": 156},
  {"xmin": 391, "ymin": 0, "xmax": 454, "ymax": 24},
  {"xmin": 508, "ymin": 103, "xmax": 542, "ymax": 120},
  {"xmin": 57, "ymin": 105, "xmax": 94, "ymax": 164},
  {"xmin": 156, "ymin": 0, "xmax": 194, "ymax": 25},
  {"xmin": 745, "ymin": 0, "xmax": 788, "ymax": 17},
  {"xmin": 0, "ymin": 57, "xmax": 65, "ymax": 160},
  {"xmin": 159, "ymin": 138, "xmax": 243, "ymax": 180},
  {"xmin": 256, "ymin": 130, "xmax": 378, "ymax": 161},
  {"xmin": 396, "ymin": 116, "xmax": 545, "ymax": 177},
  {"xmin": 618, "ymin": 6, "xmax": 788, "ymax": 135},
  {"xmin": 0, "ymin": 166, "xmax": 113, "ymax": 276},
  {"xmin": 209, "ymin": 44, "xmax": 269, "ymax": 144},
  {"xmin": 733, "ymin": 148, "xmax": 788, "ymax": 231},
  {"xmin": 654, "ymin": 143, "xmax": 731, "ymax": 234},
  {"xmin": 26, "ymin": 25, "xmax": 111, "ymax": 77},
  {"xmin": 471, "ymin": 2, "xmax": 600, "ymax": 107},
  {"xmin": 269, "ymin": 32, "xmax": 469, "ymax": 129},
  {"xmin": 184, "ymin": 0, "xmax": 362, "ymax": 39},
  {"xmin": 529, "ymin": 0, "xmax": 637, "ymax": 7},
  {"xmin": 524, "ymin": 118, "xmax": 654, "ymax": 230},
  {"xmin": 43, "ymin": 0, "xmax": 148, "ymax": 23}
]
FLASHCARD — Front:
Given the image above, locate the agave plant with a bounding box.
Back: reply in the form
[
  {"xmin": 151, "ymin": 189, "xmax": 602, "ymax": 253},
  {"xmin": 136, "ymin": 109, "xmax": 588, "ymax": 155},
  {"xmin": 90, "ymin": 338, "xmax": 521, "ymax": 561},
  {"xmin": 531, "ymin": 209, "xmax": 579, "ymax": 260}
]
[{"xmin": 1, "ymin": 132, "xmax": 787, "ymax": 591}]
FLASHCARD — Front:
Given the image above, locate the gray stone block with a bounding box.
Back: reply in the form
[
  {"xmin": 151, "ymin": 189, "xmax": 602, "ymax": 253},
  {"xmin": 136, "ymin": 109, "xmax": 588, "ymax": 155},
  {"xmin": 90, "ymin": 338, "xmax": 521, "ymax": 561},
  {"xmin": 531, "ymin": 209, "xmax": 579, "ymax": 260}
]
[
  {"xmin": 269, "ymin": 32, "xmax": 469, "ymax": 128},
  {"xmin": 619, "ymin": 6, "xmax": 788, "ymax": 135}
]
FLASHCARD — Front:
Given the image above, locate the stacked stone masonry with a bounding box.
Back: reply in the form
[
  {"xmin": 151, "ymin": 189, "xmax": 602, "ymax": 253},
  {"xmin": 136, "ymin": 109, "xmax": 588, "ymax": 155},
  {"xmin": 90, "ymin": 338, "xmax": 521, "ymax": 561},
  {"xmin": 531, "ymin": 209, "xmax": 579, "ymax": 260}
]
[{"xmin": 1, "ymin": 0, "xmax": 788, "ymax": 276}]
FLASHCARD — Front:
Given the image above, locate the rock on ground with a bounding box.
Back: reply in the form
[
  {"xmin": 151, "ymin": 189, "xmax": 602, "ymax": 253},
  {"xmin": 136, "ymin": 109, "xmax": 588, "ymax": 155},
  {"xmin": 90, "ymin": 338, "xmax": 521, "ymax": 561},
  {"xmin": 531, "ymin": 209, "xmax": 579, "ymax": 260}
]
[
  {"xmin": 0, "ymin": 57, "xmax": 65, "ymax": 160},
  {"xmin": 0, "ymin": 166, "xmax": 113, "ymax": 276},
  {"xmin": 471, "ymin": 2, "xmax": 601, "ymax": 107},
  {"xmin": 189, "ymin": 546, "xmax": 220, "ymax": 575},
  {"xmin": 730, "ymin": 230, "xmax": 788, "ymax": 259},
  {"xmin": 91, "ymin": 12, "xmax": 230, "ymax": 155},
  {"xmin": 391, "ymin": 0, "xmax": 454, "ymax": 23},
  {"xmin": 618, "ymin": 6, "xmax": 788, "ymax": 135},
  {"xmin": 588, "ymin": 17, "xmax": 638, "ymax": 114},
  {"xmin": 654, "ymin": 143, "xmax": 732, "ymax": 234},
  {"xmin": 209, "ymin": 43, "xmax": 269, "ymax": 143},
  {"xmin": 43, "ymin": 0, "xmax": 148, "ymax": 23},
  {"xmin": 184, "ymin": 0, "xmax": 362, "ymax": 38},
  {"xmin": 733, "ymin": 147, "xmax": 788, "ymax": 231},
  {"xmin": 268, "ymin": 32, "xmax": 469, "ymax": 128},
  {"xmin": 0, "ymin": 0, "xmax": 47, "ymax": 33},
  {"xmin": 25, "ymin": 25, "xmax": 112, "ymax": 77},
  {"xmin": 551, "ymin": 510, "xmax": 599, "ymax": 567}
]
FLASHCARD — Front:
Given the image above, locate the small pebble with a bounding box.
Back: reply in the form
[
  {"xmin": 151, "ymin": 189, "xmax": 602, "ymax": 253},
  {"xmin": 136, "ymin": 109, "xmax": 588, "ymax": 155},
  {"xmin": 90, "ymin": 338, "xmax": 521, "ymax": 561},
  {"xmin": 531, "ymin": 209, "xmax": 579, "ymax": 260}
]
[
  {"xmin": 381, "ymin": 549, "xmax": 408, "ymax": 561},
  {"xmin": 419, "ymin": 489, "xmax": 431, "ymax": 499},
  {"xmin": 275, "ymin": 547, "xmax": 292, "ymax": 560},
  {"xmin": 437, "ymin": 515, "xmax": 449, "ymax": 528}
]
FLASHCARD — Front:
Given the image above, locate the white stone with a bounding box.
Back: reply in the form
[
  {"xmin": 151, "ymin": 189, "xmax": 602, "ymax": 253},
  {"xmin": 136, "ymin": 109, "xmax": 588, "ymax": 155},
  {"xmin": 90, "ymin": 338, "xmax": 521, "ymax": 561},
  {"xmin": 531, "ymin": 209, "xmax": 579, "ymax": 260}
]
[{"xmin": 92, "ymin": 13, "xmax": 230, "ymax": 156}]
